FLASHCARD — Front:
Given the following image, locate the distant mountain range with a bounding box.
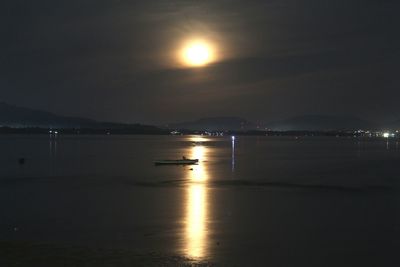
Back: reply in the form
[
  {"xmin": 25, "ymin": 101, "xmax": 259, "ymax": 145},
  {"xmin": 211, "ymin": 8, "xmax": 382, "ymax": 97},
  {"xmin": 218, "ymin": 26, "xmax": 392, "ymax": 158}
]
[
  {"xmin": 168, "ymin": 115, "xmax": 381, "ymax": 131},
  {"xmin": 385, "ymin": 120, "xmax": 400, "ymax": 131},
  {"xmin": 168, "ymin": 117, "xmax": 256, "ymax": 131},
  {"xmin": 264, "ymin": 115, "xmax": 377, "ymax": 131},
  {"xmin": 0, "ymin": 102, "xmax": 98, "ymax": 128},
  {"xmin": 1, "ymin": 102, "xmax": 399, "ymax": 132},
  {"xmin": 0, "ymin": 102, "xmax": 163, "ymax": 133}
]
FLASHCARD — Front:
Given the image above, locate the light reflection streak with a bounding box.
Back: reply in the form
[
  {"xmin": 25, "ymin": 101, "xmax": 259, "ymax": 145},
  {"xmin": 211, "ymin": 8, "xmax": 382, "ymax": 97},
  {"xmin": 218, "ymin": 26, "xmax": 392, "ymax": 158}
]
[
  {"xmin": 49, "ymin": 135, "xmax": 57, "ymax": 175},
  {"xmin": 184, "ymin": 136, "xmax": 209, "ymax": 258},
  {"xmin": 231, "ymin": 137, "xmax": 235, "ymax": 172}
]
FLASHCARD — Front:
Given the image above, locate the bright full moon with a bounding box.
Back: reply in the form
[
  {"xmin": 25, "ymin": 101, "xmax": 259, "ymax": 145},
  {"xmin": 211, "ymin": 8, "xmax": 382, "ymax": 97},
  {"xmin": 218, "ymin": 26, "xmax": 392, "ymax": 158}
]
[{"xmin": 182, "ymin": 41, "xmax": 214, "ymax": 67}]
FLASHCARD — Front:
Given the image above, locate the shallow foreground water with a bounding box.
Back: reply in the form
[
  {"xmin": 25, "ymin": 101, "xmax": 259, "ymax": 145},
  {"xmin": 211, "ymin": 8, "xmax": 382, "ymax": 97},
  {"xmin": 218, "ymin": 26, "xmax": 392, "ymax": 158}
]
[{"xmin": 0, "ymin": 135, "xmax": 399, "ymax": 266}]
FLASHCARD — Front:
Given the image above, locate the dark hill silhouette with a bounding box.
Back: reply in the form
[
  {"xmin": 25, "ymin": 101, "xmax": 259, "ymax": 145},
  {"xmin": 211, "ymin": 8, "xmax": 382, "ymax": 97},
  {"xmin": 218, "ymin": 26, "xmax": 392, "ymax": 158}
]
[
  {"xmin": 0, "ymin": 102, "xmax": 97, "ymax": 128},
  {"xmin": 1, "ymin": 102, "xmax": 388, "ymax": 132},
  {"xmin": 265, "ymin": 115, "xmax": 376, "ymax": 131},
  {"xmin": 384, "ymin": 120, "xmax": 400, "ymax": 130},
  {"xmin": 168, "ymin": 117, "xmax": 256, "ymax": 131},
  {"xmin": 0, "ymin": 102, "xmax": 164, "ymax": 133}
]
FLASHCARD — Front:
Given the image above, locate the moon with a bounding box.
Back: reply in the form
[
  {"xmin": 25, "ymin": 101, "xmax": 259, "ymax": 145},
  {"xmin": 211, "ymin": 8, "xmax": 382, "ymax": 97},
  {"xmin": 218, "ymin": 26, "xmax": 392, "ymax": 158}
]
[{"xmin": 181, "ymin": 40, "xmax": 214, "ymax": 67}]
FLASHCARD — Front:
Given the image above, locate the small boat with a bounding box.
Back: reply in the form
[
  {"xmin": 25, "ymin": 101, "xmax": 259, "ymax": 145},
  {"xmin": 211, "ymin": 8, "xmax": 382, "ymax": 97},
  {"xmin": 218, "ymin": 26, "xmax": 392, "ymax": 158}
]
[
  {"xmin": 192, "ymin": 141, "xmax": 203, "ymax": 146},
  {"xmin": 154, "ymin": 159, "xmax": 199, "ymax": 165}
]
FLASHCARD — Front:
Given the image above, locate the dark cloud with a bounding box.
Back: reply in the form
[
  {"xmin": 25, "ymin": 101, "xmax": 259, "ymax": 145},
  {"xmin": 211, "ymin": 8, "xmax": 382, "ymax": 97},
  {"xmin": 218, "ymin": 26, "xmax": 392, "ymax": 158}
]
[{"xmin": 0, "ymin": 0, "xmax": 399, "ymax": 124}]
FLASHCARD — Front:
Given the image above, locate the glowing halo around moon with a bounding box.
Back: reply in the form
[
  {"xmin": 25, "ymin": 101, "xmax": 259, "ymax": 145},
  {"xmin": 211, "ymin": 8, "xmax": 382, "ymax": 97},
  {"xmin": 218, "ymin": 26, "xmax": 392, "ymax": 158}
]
[{"xmin": 180, "ymin": 40, "xmax": 215, "ymax": 67}]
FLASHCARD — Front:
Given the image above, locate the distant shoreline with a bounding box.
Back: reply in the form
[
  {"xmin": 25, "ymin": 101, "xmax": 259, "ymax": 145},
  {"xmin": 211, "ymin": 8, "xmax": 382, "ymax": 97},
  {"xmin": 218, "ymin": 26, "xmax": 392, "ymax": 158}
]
[{"xmin": 0, "ymin": 127, "xmax": 395, "ymax": 138}]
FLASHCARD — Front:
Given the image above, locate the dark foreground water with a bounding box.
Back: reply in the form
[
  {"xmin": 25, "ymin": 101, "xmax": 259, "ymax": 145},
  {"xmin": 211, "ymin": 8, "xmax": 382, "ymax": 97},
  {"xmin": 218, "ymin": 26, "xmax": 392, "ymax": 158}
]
[{"xmin": 0, "ymin": 135, "xmax": 399, "ymax": 266}]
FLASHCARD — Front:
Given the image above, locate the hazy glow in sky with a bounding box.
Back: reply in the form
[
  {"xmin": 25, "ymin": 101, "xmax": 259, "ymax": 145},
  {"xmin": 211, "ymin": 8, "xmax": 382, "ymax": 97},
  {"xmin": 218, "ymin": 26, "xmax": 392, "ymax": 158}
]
[{"xmin": 1, "ymin": 0, "xmax": 399, "ymax": 124}]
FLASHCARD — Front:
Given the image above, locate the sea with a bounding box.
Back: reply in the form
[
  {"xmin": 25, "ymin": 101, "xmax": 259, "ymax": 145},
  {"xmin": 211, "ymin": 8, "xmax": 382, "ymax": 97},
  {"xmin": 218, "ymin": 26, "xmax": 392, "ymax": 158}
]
[{"xmin": 0, "ymin": 135, "xmax": 399, "ymax": 266}]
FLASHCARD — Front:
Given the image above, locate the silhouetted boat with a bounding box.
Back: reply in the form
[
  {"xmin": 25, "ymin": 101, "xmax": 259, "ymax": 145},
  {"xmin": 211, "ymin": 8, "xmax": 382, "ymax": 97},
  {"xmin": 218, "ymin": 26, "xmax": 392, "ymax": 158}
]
[
  {"xmin": 192, "ymin": 141, "xmax": 203, "ymax": 146},
  {"xmin": 154, "ymin": 159, "xmax": 199, "ymax": 165}
]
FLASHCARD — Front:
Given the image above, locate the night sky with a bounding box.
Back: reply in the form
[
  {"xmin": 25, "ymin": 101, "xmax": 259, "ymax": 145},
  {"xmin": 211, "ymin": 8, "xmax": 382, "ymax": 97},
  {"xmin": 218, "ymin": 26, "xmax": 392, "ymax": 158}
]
[{"xmin": 1, "ymin": 0, "xmax": 399, "ymax": 124}]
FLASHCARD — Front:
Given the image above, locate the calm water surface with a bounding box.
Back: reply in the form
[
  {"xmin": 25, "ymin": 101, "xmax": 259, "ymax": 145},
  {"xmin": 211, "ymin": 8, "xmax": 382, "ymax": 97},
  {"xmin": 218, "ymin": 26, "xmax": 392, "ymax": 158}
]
[{"xmin": 0, "ymin": 135, "xmax": 399, "ymax": 266}]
